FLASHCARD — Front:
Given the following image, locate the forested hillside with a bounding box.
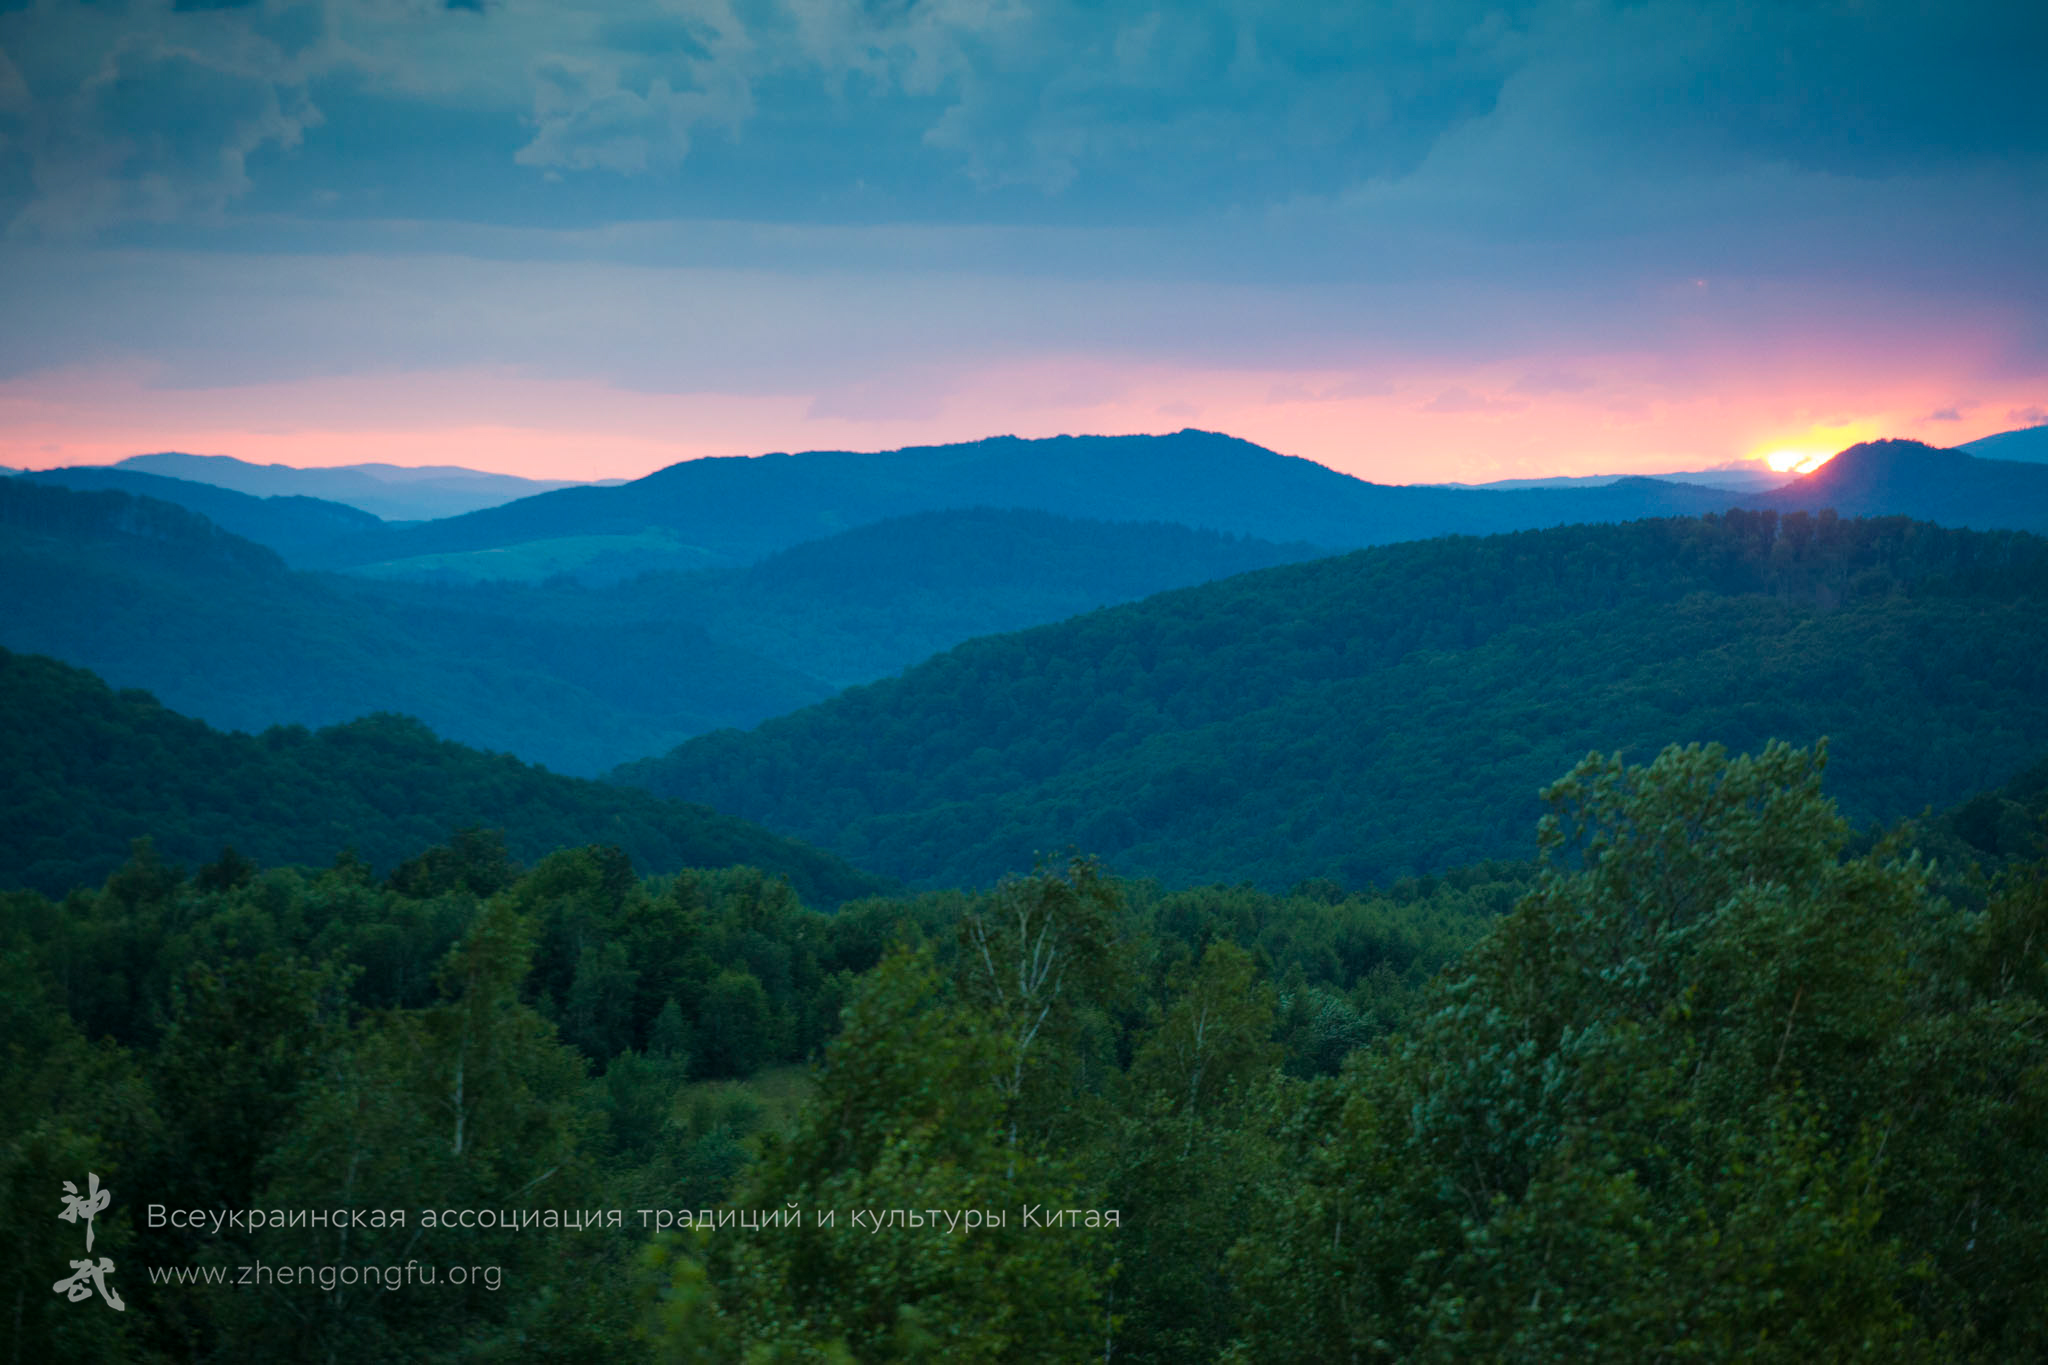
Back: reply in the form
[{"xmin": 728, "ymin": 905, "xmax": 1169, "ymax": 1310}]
[
  {"xmin": 0, "ymin": 480, "xmax": 831, "ymax": 774},
  {"xmin": 6, "ymin": 743, "xmax": 2042, "ymax": 1360},
  {"xmin": 0, "ymin": 650, "xmax": 882, "ymax": 905},
  {"xmin": 620, "ymin": 511, "xmax": 2048, "ymax": 888},
  {"xmin": 390, "ymin": 507, "xmax": 1327, "ymax": 688},
  {"xmin": 1961, "ymin": 422, "xmax": 2048, "ymax": 463},
  {"xmin": 0, "ymin": 483, "xmax": 1322, "ymax": 771},
  {"xmin": 18, "ymin": 464, "xmax": 383, "ymax": 564}
]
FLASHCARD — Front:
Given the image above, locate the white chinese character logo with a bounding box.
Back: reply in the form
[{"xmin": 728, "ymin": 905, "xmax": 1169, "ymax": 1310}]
[
  {"xmin": 53, "ymin": 1257, "xmax": 125, "ymax": 1311},
  {"xmin": 59, "ymin": 1173, "xmax": 110, "ymax": 1250},
  {"xmin": 54, "ymin": 1174, "xmax": 123, "ymax": 1311}
]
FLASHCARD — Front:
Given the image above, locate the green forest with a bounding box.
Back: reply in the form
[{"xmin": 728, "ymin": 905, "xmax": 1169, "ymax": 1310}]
[
  {"xmin": 621, "ymin": 509, "xmax": 2048, "ymax": 888},
  {"xmin": 5, "ymin": 740, "xmax": 2043, "ymax": 1361},
  {"xmin": 0, "ymin": 649, "xmax": 881, "ymax": 907},
  {"xmin": 8, "ymin": 494, "xmax": 2048, "ymax": 1361},
  {"xmin": 1, "ymin": 480, "xmax": 1320, "ymax": 774}
]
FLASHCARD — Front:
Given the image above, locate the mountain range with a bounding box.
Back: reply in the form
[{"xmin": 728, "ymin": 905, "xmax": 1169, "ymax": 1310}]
[
  {"xmin": 1959, "ymin": 422, "xmax": 2048, "ymax": 463},
  {"xmin": 7, "ymin": 423, "xmax": 2048, "ymax": 894},
  {"xmin": 318, "ymin": 430, "xmax": 2048, "ymax": 583},
  {"xmin": 315, "ymin": 429, "xmax": 1752, "ymax": 579},
  {"xmin": 0, "ymin": 482, "xmax": 1322, "ymax": 774},
  {"xmin": 115, "ymin": 451, "xmax": 606, "ymax": 521},
  {"xmin": 18, "ymin": 430, "xmax": 2048, "ymax": 588},
  {"xmin": 616, "ymin": 509, "xmax": 2048, "ymax": 890},
  {"xmin": 1433, "ymin": 468, "xmax": 1786, "ymax": 492},
  {"xmin": 17, "ymin": 464, "xmax": 381, "ymax": 565}
]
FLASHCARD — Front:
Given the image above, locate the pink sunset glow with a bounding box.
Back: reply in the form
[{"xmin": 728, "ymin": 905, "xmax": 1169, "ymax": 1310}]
[{"xmin": 5, "ymin": 350, "xmax": 2039, "ymax": 486}]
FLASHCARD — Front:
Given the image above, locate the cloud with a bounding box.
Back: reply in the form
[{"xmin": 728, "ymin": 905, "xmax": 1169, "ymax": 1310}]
[
  {"xmin": 513, "ymin": 58, "xmax": 749, "ymax": 176},
  {"xmin": 1921, "ymin": 398, "xmax": 1979, "ymax": 422},
  {"xmin": 1512, "ymin": 368, "xmax": 1594, "ymax": 395},
  {"xmin": 804, "ymin": 379, "xmax": 950, "ymax": 423},
  {"xmin": 6, "ymin": 27, "xmax": 323, "ymax": 235},
  {"xmin": 1266, "ymin": 375, "xmax": 1394, "ymax": 403},
  {"xmin": 4, "ymin": 0, "xmax": 2046, "ymax": 250},
  {"xmin": 1422, "ymin": 386, "xmax": 1524, "ymax": 414},
  {"xmin": 2008, "ymin": 405, "xmax": 2048, "ymax": 427},
  {"xmin": 3, "ymin": 0, "xmax": 2046, "ymax": 477}
]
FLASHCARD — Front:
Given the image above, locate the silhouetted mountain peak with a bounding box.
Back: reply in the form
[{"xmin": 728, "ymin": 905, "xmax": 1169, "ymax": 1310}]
[
  {"xmin": 1753, "ymin": 437, "xmax": 2048, "ymax": 531},
  {"xmin": 1788, "ymin": 439, "xmax": 1970, "ymax": 492},
  {"xmin": 1820, "ymin": 437, "xmax": 1946, "ymax": 464}
]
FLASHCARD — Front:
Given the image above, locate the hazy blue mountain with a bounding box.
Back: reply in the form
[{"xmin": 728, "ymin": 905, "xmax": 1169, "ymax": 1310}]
[
  {"xmin": 0, "ymin": 649, "xmax": 884, "ymax": 905},
  {"xmin": 116, "ymin": 451, "xmax": 606, "ymax": 521},
  {"xmin": 458, "ymin": 506, "xmax": 1330, "ymax": 689},
  {"xmin": 0, "ymin": 484, "xmax": 1324, "ymax": 772},
  {"xmin": 0, "ymin": 479, "xmax": 830, "ymax": 775},
  {"xmin": 322, "ymin": 430, "xmax": 1748, "ymax": 580},
  {"xmin": 1438, "ymin": 469, "xmax": 1788, "ymax": 492},
  {"xmin": 1958, "ymin": 423, "xmax": 2048, "ymax": 464},
  {"xmin": 322, "ymin": 429, "xmax": 2048, "ymax": 585},
  {"xmin": 1758, "ymin": 439, "xmax": 2048, "ymax": 531},
  {"xmin": 18, "ymin": 464, "xmax": 383, "ymax": 564},
  {"xmin": 615, "ymin": 511, "xmax": 2048, "ymax": 891},
  {"xmin": 1, "ymin": 478, "xmax": 284, "ymax": 574}
]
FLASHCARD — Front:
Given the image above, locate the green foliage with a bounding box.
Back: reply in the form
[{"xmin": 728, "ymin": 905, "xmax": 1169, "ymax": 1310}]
[
  {"xmin": 646, "ymin": 947, "xmax": 1111, "ymax": 1363},
  {"xmin": 1229, "ymin": 742, "xmax": 2047, "ymax": 1362},
  {"xmin": 6, "ymin": 741, "xmax": 2044, "ymax": 1362},
  {"xmin": 623, "ymin": 512, "xmax": 2048, "ymax": 889},
  {"xmin": 222, "ymin": 899, "xmax": 613, "ymax": 1362},
  {"xmin": 952, "ymin": 859, "xmax": 1129, "ymax": 1149},
  {"xmin": 1129, "ymin": 941, "xmax": 1279, "ymax": 1135},
  {"xmin": 696, "ymin": 970, "xmax": 774, "ymax": 1080},
  {"xmin": 0, "ymin": 649, "xmax": 885, "ymax": 906},
  {"xmin": 0, "ymin": 951, "xmax": 152, "ymax": 1361}
]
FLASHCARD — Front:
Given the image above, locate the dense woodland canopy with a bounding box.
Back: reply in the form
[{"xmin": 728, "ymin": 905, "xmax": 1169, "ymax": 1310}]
[
  {"xmin": 3, "ymin": 742, "xmax": 2042, "ymax": 1361},
  {"xmin": 0, "ymin": 649, "xmax": 882, "ymax": 906},
  {"xmin": 621, "ymin": 509, "xmax": 2048, "ymax": 889}
]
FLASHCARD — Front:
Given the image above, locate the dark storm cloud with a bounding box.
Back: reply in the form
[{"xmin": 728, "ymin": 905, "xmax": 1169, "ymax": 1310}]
[
  {"xmin": 1, "ymin": 0, "xmax": 2043, "ymax": 440},
  {"xmin": 1, "ymin": 0, "xmax": 2041, "ymax": 247}
]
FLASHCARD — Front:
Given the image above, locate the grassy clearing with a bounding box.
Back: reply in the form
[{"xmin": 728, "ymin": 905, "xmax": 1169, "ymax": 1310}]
[{"xmin": 671, "ymin": 1062, "xmax": 818, "ymax": 1143}]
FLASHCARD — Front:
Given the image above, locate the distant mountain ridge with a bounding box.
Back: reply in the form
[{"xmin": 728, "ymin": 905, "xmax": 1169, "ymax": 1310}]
[
  {"xmin": 1957, "ymin": 423, "xmax": 2048, "ymax": 464},
  {"xmin": 17, "ymin": 464, "xmax": 382, "ymax": 565},
  {"xmin": 0, "ymin": 478, "xmax": 830, "ymax": 775},
  {"xmin": 116, "ymin": 452, "xmax": 605, "ymax": 521},
  {"xmin": 319, "ymin": 429, "xmax": 2048, "ymax": 584},
  {"xmin": 322, "ymin": 430, "xmax": 1750, "ymax": 577},
  {"xmin": 1763, "ymin": 438, "xmax": 2048, "ymax": 531},
  {"xmin": 31, "ymin": 426, "xmax": 2047, "ymax": 588},
  {"xmin": 0, "ymin": 482, "xmax": 1326, "ymax": 773},
  {"xmin": 1434, "ymin": 468, "xmax": 1787, "ymax": 492}
]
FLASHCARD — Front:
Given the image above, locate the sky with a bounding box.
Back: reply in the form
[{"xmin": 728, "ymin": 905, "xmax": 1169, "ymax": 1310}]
[{"xmin": 1, "ymin": 0, "xmax": 2044, "ymax": 485}]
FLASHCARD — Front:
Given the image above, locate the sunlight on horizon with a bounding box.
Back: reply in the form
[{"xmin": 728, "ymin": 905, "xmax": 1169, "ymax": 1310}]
[{"xmin": 1762, "ymin": 448, "xmax": 1832, "ymax": 474}]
